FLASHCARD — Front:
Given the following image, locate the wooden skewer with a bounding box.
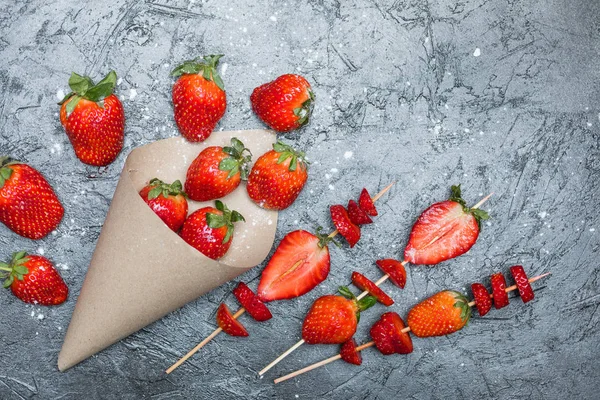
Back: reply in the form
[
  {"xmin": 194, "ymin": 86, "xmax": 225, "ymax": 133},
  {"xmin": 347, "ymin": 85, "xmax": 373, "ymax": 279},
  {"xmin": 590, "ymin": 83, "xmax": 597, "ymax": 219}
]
[
  {"xmin": 166, "ymin": 183, "xmax": 395, "ymax": 374},
  {"xmin": 274, "ymin": 272, "xmax": 551, "ymax": 384},
  {"xmin": 260, "ymin": 191, "xmax": 493, "ymax": 376}
]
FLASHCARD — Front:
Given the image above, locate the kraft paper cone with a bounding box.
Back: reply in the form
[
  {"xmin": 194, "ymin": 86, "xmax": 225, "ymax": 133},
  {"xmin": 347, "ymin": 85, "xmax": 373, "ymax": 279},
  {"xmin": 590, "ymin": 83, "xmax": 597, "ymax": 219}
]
[{"xmin": 58, "ymin": 129, "xmax": 278, "ymax": 371}]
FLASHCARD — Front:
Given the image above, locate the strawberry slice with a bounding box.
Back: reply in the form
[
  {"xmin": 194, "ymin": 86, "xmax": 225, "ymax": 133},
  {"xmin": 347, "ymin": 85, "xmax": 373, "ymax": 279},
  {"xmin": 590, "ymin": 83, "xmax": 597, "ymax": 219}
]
[
  {"xmin": 404, "ymin": 185, "xmax": 489, "ymax": 265},
  {"xmin": 370, "ymin": 312, "xmax": 413, "ymax": 355},
  {"xmin": 490, "ymin": 273, "xmax": 509, "ymax": 309},
  {"xmin": 232, "ymin": 282, "xmax": 273, "ymax": 322},
  {"xmin": 257, "ymin": 229, "xmax": 331, "ymax": 302},
  {"xmin": 471, "ymin": 283, "xmax": 492, "ymax": 316},
  {"xmin": 510, "ymin": 265, "xmax": 534, "ymax": 303},
  {"xmin": 351, "ymin": 271, "xmax": 394, "ymax": 306},
  {"xmin": 347, "ymin": 200, "xmax": 373, "ymax": 225},
  {"xmin": 358, "ymin": 188, "xmax": 378, "ymax": 216},
  {"xmin": 330, "ymin": 205, "xmax": 361, "ymax": 247},
  {"xmin": 340, "ymin": 338, "xmax": 362, "ymax": 365},
  {"xmin": 216, "ymin": 303, "xmax": 249, "ymax": 337},
  {"xmin": 375, "ymin": 259, "xmax": 407, "ymax": 288}
]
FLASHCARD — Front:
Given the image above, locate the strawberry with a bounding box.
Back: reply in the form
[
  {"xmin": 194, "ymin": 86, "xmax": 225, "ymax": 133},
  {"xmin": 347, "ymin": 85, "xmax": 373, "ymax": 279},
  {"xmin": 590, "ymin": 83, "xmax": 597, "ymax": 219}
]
[
  {"xmin": 246, "ymin": 141, "xmax": 308, "ymax": 210},
  {"xmin": 358, "ymin": 188, "xmax": 378, "ymax": 217},
  {"xmin": 340, "ymin": 338, "xmax": 362, "ymax": 365},
  {"xmin": 347, "ymin": 199, "xmax": 372, "ymax": 225},
  {"xmin": 257, "ymin": 229, "xmax": 331, "ymax": 302},
  {"xmin": 59, "ymin": 71, "xmax": 124, "ymax": 166},
  {"xmin": 216, "ymin": 303, "xmax": 249, "ymax": 337},
  {"xmin": 232, "ymin": 282, "xmax": 272, "ymax": 322},
  {"xmin": 180, "ymin": 200, "xmax": 244, "ymax": 260},
  {"xmin": 301, "ymin": 289, "xmax": 376, "ymax": 344},
  {"xmin": 184, "ymin": 137, "xmax": 252, "ymax": 201},
  {"xmin": 375, "ymin": 259, "xmax": 407, "ymax": 289},
  {"xmin": 330, "ymin": 205, "xmax": 361, "ymax": 248},
  {"xmin": 406, "ymin": 290, "xmax": 471, "ymax": 338},
  {"xmin": 471, "ymin": 283, "xmax": 492, "ymax": 316},
  {"xmin": 250, "ymin": 74, "xmax": 314, "ymax": 133},
  {"xmin": 351, "ymin": 271, "xmax": 394, "ymax": 306},
  {"xmin": 139, "ymin": 178, "xmax": 188, "ymax": 232},
  {"xmin": 510, "ymin": 265, "xmax": 534, "ymax": 303},
  {"xmin": 490, "ymin": 273, "xmax": 509, "ymax": 309},
  {"xmin": 404, "ymin": 185, "xmax": 489, "ymax": 265},
  {"xmin": 1, "ymin": 252, "xmax": 68, "ymax": 306},
  {"xmin": 171, "ymin": 55, "xmax": 227, "ymax": 142},
  {"xmin": 370, "ymin": 312, "xmax": 413, "ymax": 355},
  {"xmin": 0, "ymin": 158, "xmax": 64, "ymax": 239}
]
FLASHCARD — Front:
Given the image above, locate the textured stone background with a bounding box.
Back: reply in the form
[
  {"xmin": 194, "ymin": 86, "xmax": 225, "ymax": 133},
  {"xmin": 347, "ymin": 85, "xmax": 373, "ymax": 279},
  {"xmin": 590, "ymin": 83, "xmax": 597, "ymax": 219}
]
[{"xmin": 1, "ymin": 0, "xmax": 599, "ymax": 399}]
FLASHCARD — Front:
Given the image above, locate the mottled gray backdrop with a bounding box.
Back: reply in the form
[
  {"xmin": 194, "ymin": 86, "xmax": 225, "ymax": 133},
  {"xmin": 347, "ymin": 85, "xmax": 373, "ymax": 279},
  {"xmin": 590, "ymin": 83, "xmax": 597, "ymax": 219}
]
[{"xmin": 0, "ymin": 0, "xmax": 599, "ymax": 399}]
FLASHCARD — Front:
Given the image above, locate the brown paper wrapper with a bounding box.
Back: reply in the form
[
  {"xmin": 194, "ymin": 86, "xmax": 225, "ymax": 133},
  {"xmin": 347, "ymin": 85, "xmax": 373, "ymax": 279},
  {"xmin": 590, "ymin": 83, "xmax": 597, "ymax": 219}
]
[{"xmin": 58, "ymin": 129, "xmax": 278, "ymax": 371}]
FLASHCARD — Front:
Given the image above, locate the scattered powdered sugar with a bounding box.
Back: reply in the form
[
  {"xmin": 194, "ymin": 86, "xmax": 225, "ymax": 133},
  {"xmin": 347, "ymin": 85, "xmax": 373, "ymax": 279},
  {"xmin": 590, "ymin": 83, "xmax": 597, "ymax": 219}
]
[
  {"xmin": 37, "ymin": 247, "xmax": 45, "ymax": 255},
  {"xmin": 37, "ymin": 313, "xmax": 44, "ymax": 320},
  {"xmin": 56, "ymin": 89, "xmax": 65, "ymax": 100},
  {"xmin": 328, "ymin": 184, "xmax": 335, "ymax": 190},
  {"xmin": 330, "ymin": 168, "xmax": 338, "ymax": 173},
  {"xmin": 269, "ymin": 15, "xmax": 277, "ymax": 22},
  {"xmin": 473, "ymin": 48, "xmax": 481, "ymax": 57},
  {"xmin": 590, "ymin": 228, "xmax": 596, "ymax": 232},
  {"xmin": 129, "ymin": 89, "xmax": 138, "ymax": 100},
  {"xmin": 343, "ymin": 151, "xmax": 353, "ymax": 159},
  {"xmin": 220, "ymin": 63, "xmax": 228, "ymax": 75},
  {"xmin": 539, "ymin": 211, "xmax": 547, "ymax": 219}
]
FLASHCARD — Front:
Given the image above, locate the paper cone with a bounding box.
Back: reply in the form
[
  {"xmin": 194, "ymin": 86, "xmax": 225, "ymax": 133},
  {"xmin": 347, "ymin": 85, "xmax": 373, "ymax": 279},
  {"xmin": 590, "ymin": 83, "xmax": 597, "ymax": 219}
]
[{"xmin": 58, "ymin": 130, "xmax": 278, "ymax": 371}]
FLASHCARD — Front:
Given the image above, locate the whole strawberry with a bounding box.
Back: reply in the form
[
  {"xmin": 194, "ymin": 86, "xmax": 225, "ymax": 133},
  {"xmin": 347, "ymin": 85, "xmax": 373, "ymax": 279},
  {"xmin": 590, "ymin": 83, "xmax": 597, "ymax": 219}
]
[
  {"xmin": 1, "ymin": 252, "xmax": 68, "ymax": 306},
  {"xmin": 246, "ymin": 141, "xmax": 308, "ymax": 210},
  {"xmin": 0, "ymin": 158, "xmax": 64, "ymax": 239},
  {"xmin": 406, "ymin": 290, "xmax": 471, "ymax": 338},
  {"xmin": 171, "ymin": 55, "xmax": 227, "ymax": 142},
  {"xmin": 185, "ymin": 137, "xmax": 252, "ymax": 201},
  {"xmin": 139, "ymin": 178, "xmax": 188, "ymax": 232},
  {"xmin": 250, "ymin": 74, "xmax": 314, "ymax": 132},
  {"xmin": 180, "ymin": 200, "xmax": 244, "ymax": 260},
  {"xmin": 59, "ymin": 71, "xmax": 124, "ymax": 166}
]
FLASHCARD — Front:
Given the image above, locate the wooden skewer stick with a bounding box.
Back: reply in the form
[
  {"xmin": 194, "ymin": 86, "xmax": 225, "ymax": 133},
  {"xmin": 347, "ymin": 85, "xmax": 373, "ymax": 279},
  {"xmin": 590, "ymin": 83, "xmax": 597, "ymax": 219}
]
[
  {"xmin": 274, "ymin": 272, "xmax": 551, "ymax": 384},
  {"xmin": 260, "ymin": 191, "xmax": 493, "ymax": 376},
  {"xmin": 167, "ymin": 183, "xmax": 396, "ymax": 375}
]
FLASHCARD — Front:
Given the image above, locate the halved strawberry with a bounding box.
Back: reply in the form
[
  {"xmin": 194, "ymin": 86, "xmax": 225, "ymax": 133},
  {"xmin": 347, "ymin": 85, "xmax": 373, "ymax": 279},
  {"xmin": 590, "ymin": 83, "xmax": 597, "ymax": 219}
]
[
  {"xmin": 347, "ymin": 200, "xmax": 372, "ymax": 225},
  {"xmin": 370, "ymin": 312, "xmax": 413, "ymax": 355},
  {"xmin": 330, "ymin": 205, "xmax": 360, "ymax": 247},
  {"xmin": 216, "ymin": 303, "xmax": 249, "ymax": 337},
  {"xmin": 358, "ymin": 188, "xmax": 378, "ymax": 216},
  {"xmin": 404, "ymin": 185, "xmax": 489, "ymax": 265},
  {"xmin": 510, "ymin": 265, "xmax": 534, "ymax": 303},
  {"xmin": 490, "ymin": 273, "xmax": 509, "ymax": 309},
  {"xmin": 471, "ymin": 283, "xmax": 492, "ymax": 316},
  {"xmin": 340, "ymin": 338, "xmax": 362, "ymax": 365},
  {"xmin": 375, "ymin": 259, "xmax": 407, "ymax": 288},
  {"xmin": 232, "ymin": 282, "xmax": 272, "ymax": 322},
  {"xmin": 351, "ymin": 271, "xmax": 394, "ymax": 306},
  {"xmin": 257, "ymin": 229, "xmax": 331, "ymax": 302}
]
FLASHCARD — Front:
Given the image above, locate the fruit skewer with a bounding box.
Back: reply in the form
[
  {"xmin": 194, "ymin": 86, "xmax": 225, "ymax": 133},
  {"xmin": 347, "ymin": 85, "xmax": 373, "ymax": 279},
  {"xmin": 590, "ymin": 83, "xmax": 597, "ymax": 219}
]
[
  {"xmin": 274, "ymin": 271, "xmax": 550, "ymax": 384},
  {"xmin": 258, "ymin": 189, "xmax": 492, "ymax": 376},
  {"xmin": 165, "ymin": 183, "xmax": 395, "ymax": 374}
]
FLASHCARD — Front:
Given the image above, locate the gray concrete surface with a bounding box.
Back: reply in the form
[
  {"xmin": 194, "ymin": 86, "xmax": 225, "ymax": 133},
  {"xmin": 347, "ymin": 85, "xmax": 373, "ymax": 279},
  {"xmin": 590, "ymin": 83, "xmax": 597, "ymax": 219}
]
[{"xmin": 1, "ymin": 0, "xmax": 599, "ymax": 399}]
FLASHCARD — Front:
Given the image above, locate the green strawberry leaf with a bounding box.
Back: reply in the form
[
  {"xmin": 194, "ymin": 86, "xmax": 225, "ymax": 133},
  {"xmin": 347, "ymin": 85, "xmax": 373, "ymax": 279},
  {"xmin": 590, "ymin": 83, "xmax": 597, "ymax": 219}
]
[
  {"xmin": 215, "ymin": 200, "xmax": 225, "ymax": 212},
  {"xmin": 357, "ymin": 295, "xmax": 377, "ymax": 312},
  {"xmin": 148, "ymin": 186, "xmax": 162, "ymax": 200},
  {"xmin": 68, "ymin": 72, "xmax": 94, "ymax": 94},
  {"xmin": 65, "ymin": 95, "xmax": 82, "ymax": 117},
  {"xmin": 14, "ymin": 265, "xmax": 28, "ymax": 275},
  {"xmin": 206, "ymin": 212, "xmax": 226, "ymax": 229},
  {"xmin": 171, "ymin": 60, "xmax": 203, "ymax": 77},
  {"xmin": 219, "ymin": 157, "xmax": 238, "ymax": 171},
  {"xmin": 338, "ymin": 286, "xmax": 356, "ymax": 300},
  {"xmin": 230, "ymin": 211, "xmax": 245, "ymax": 223},
  {"xmin": 289, "ymin": 156, "xmax": 298, "ymax": 171},
  {"xmin": 3, "ymin": 275, "xmax": 14, "ymax": 288},
  {"xmin": 13, "ymin": 251, "xmax": 27, "ymax": 261},
  {"xmin": 222, "ymin": 226, "xmax": 233, "ymax": 244}
]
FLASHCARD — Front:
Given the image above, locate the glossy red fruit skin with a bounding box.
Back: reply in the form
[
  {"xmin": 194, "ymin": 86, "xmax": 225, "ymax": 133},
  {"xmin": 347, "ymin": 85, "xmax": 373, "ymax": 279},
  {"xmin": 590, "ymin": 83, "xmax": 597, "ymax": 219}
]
[
  {"xmin": 60, "ymin": 95, "xmax": 125, "ymax": 166},
  {"xmin": 302, "ymin": 295, "xmax": 358, "ymax": 344},
  {"xmin": 471, "ymin": 283, "xmax": 492, "ymax": 316},
  {"xmin": 340, "ymin": 338, "xmax": 362, "ymax": 365},
  {"xmin": 375, "ymin": 259, "xmax": 407, "ymax": 288},
  {"xmin": 257, "ymin": 230, "xmax": 330, "ymax": 302},
  {"xmin": 370, "ymin": 312, "xmax": 413, "ymax": 355},
  {"xmin": 351, "ymin": 271, "xmax": 394, "ymax": 306},
  {"xmin": 10, "ymin": 255, "xmax": 68, "ymax": 306},
  {"xmin": 216, "ymin": 303, "xmax": 249, "ymax": 337},
  {"xmin": 232, "ymin": 282, "xmax": 272, "ymax": 322},
  {"xmin": 510, "ymin": 265, "xmax": 534, "ymax": 303},
  {"xmin": 490, "ymin": 273, "xmax": 509, "ymax": 309},
  {"xmin": 0, "ymin": 163, "xmax": 64, "ymax": 239},
  {"xmin": 180, "ymin": 207, "xmax": 231, "ymax": 260},
  {"xmin": 185, "ymin": 147, "xmax": 241, "ymax": 201},
  {"xmin": 330, "ymin": 205, "xmax": 361, "ymax": 247},
  {"xmin": 358, "ymin": 188, "xmax": 378, "ymax": 216},
  {"xmin": 347, "ymin": 200, "xmax": 373, "ymax": 225},
  {"xmin": 139, "ymin": 186, "xmax": 188, "ymax": 232},
  {"xmin": 173, "ymin": 74, "xmax": 226, "ymax": 142}
]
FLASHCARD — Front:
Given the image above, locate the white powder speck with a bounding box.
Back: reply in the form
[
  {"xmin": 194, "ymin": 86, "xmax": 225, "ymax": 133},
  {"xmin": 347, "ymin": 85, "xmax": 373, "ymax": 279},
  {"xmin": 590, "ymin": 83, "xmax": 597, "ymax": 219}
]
[
  {"xmin": 267, "ymin": 220, "xmax": 273, "ymax": 225},
  {"xmin": 270, "ymin": 15, "xmax": 277, "ymax": 21},
  {"xmin": 473, "ymin": 48, "xmax": 481, "ymax": 57},
  {"xmin": 591, "ymin": 228, "xmax": 596, "ymax": 232},
  {"xmin": 587, "ymin": 122, "xmax": 592, "ymax": 127},
  {"xmin": 343, "ymin": 151, "xmax": 353, "ymax": 159},
  {"xmin": 325, "ymin": 173, "xmax": 331, "ymax": 179},
  {"xmin": 56, "ymin": 89, "xmax": 65, "ymax": 100},
  {"xmin": 329, "ymin": 184, "xmax": 335, "ymax": 190},
  {"xmin": 539, "ymin": 211, "xmax": 547, "ymax": 219},
  {"xmin": 117, "ymin": 78, "xmax": 123, "ymax": 85},
  {"xmin": 129, "ymin": 89, "xmax": 137, "ymax": 100},
  {"xmin": 37, "ymin": 313, "xmax": 44, "ymax": 320},
  {"xmin": 330, "ymin": 168, "xmax": 338, "ymax": 173},
  {"xmin": 221, "ymin": 63, "xmax": 228, "ymax": 75},
  {"xmin": 31, "ymin": 311, "xmax": 35, "ymax": 317},
  {"xmin": 37, "ymin": 247, "xmax": 45, "ymax": 255}
]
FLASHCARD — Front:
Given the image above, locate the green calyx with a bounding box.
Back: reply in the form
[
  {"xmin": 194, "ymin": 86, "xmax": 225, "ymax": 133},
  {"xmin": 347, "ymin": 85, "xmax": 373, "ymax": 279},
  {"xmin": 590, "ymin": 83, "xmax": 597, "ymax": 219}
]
[
  {"xmin": 218, "ymin": 137, "xmax": 252, "ymax": 180},
  {"xmin": 338, "ymin": 286, "xmax": 377, "ymax": 322},
  {"xmin": 292, "ymin": 88, "xmax": 315, "ymax": 127},
  {"xmin": 314, "ymin": 226, "xmax": 340, "ymax": 249},
  {"xmin": 449, "ymin": 184, "xmax": 490, "ymax": 229},
  {"xmin": 0, "ymin": 156, "xmax": 17, "ymax": 189},
  {"xmin": 147, "ymin": 178, "xmax": 186, "ymax": 200},
  {"xmin": 451, "ymin": 290, "xmax": 472, "ymax": 324},
  {"xmin": 272, "ymin": 141, "xmax": 308, "ymax": 172},
  {"xmin": 206, "ymin": 200, "xmax": 245, "ymax": 244},
  {"xmin": 171, "ymin": 54, "xmax": 225, "ymax": 91},
  {"xmin": 1, "ymin": 251, "xmax": 30, "ymax": 289},
  {"xmin": 59, "ymin": 70, "xmax": 118, "ymax": 117}
]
